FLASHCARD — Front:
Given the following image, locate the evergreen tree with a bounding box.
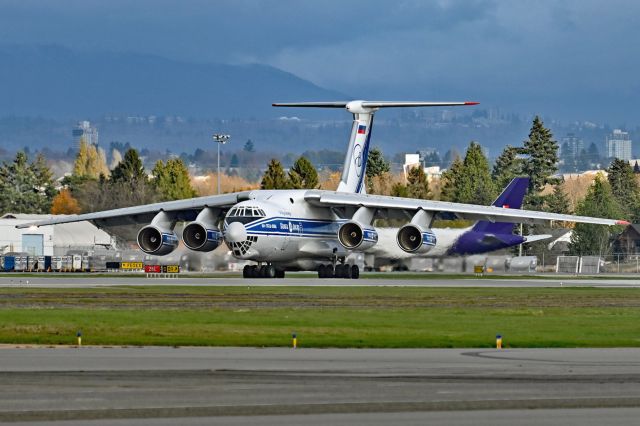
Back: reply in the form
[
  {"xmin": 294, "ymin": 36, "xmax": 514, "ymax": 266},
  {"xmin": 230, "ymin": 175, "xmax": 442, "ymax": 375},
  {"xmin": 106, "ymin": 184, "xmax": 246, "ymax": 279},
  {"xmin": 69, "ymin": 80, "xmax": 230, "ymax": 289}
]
[
  {"xmin": 568, "ymin": 176, "xmax": 623, "ymax": 255},
  {"xmin": 243, "ymin": 139, "xmax": 255, "ymax": 153},
  {"xmin": 545, "ymin": 182, "xmax": 571, "ymax": 214},
  {"xmin": 522, "ymin": 116, "xmax": 559, "ymax": 208},
  {"xmin": 607, "ymin": 158, "xmax": 639, "ymax": 218},
  {"xmin": 260, "ymin": 159, "xmax": 289, "ymax": 189},
  {"xmin": 440, "ymin": 156, "xmax": 463, "ymax": 201},
  {"xmin": 110, "ymin": 148, "xmax": 147, "ymax": 183},
  {"xmin": 0, "ymin": 151, "xmax": 56, "ymax": 215},
  {"xmin": 406, "ymin": 166, "xmax": 431, "ymax": 199},
  {"xmin": 634, "ymin": 161, "xmax": 640, "ymax": 174},
  {"xmin": 390, "ymin": 182, "xmax": 409, "ymax": 197},
  {"xmin": 455, "ymin": 141, "xmax": 495, "ymax": 205},
  {"xmin": 288, "ymin": 156, "xmax": 319, "ymax": 189},
  {"xmin": 230, "ymin": 153, "xmax": 240, "ymax": 168},
  {"xmin": 492, "ymin": 145, "xmax": 523, "ymax": 189},
  {"xmin": 152, "ymin": 158, "xmax": 197, "ymax": 201},
  {"xmin": 366, "ymin": 147, "xmax": 390, "ymax": 193}
]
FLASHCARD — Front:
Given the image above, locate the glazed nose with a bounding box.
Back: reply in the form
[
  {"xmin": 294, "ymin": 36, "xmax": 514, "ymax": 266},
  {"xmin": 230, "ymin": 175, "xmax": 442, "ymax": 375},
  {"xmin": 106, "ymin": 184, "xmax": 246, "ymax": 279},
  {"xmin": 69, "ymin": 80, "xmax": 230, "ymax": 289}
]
[{"xmin": 225, "ymin": 222, "xmax": 247, "ymax": 243}]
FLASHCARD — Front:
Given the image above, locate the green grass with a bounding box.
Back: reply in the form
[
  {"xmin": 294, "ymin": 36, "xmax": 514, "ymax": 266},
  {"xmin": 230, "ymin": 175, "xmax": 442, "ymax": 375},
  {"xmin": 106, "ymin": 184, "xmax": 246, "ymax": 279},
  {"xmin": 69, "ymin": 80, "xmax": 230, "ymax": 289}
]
[{"xmin": 1, "ymin": 286, "xmax": 640, "ymax": 348}]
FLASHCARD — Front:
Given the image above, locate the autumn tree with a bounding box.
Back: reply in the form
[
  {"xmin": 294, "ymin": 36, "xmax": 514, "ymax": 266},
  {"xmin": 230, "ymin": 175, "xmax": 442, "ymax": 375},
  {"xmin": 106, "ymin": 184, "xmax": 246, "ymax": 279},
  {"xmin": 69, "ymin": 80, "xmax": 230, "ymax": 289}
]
[
  {"xmin": 50, "ymin": 189, "xmax": 81, "ymax": 214},
  {"xmin": 73, "ymin": 138, "xmax": 109, "ymax": 179},
  {"xmin": 260, "ymin": 159, "xmax": 290, "ymax": 189},
  {"xmin": 288, "ymin": 156, "xmax": 319, "ymax": 189}
]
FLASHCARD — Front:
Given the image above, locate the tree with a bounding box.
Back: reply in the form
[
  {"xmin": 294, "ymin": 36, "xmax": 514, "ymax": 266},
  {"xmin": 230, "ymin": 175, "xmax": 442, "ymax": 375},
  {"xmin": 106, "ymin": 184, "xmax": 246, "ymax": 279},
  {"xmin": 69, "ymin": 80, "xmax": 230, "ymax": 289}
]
[
  {"xmin": 568, "ymin": 175, "xmax": 623, "ymax": 255},
  {"xmin": 493, "ymin": 145, "xmax": 523, "ymax": 189},
  {"xmin": 109, "ymin": 148, "xmax": 123, "ymax": 170},
  {"xmin": 545, "ymin": 182, "xmax": 571, "ymax": 214},
  {"xmin": 110, "ymin": 148, "xmax": 147, "ymax": 183},
  {"xmin": 390, "ymin": 182, "xmax": 409, "ymax": 198},
  {"xmin": 288, "ymin": 156, "xmax": 319, "ymax": 189},
  {"xmin": 0, "ymin": 151, "xmax": 56, "ymax": 215},
  {"xmin": 152, "ymin": 158, "xmax": 197, "ymax": 201},
  {"xmin": 50, "ymin": 189, "xmax": 81, "ymax": 214},
  {"xmin": 243, "ymin": 139, "xmax": 255, "ymax": 153},
  {"xmin": 440, "ymin": 156, "xmax": 463, "ymax": 201},
  {"xmin": 634, "ymin": 161, "xmax": 640, "ymax": 174},
  {"xmin": 405, "ymin": 166, "xmax": 431, "ymax": 199},
  {"xmin": 365, "ymin": 147, "xmax": 390, "ymax": 193},
  {"xmin": 454, "ymin": 142, "xmax": 496, "ymax": 205},
  {"xmin": 73, "ymin": 138, "xmax": 109, "ymax": 179},
  {"xmin": 522, "ymin": 116, "xmax": 559, "ymax": 208},
  {"xmin": 607, "ymin": 158, "xmax": 639, "ymax": 219},
  {"xmin": 260, "ymin": 159, "xmax": 289, "ymax": 189}
]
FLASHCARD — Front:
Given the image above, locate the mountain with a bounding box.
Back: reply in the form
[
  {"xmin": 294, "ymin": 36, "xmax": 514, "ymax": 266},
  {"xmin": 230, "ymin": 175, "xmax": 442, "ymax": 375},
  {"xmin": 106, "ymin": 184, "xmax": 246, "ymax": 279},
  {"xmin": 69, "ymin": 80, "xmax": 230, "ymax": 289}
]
[{"xmin": 0, "ymin": 45, "xmax": 345, "ymax": 119}]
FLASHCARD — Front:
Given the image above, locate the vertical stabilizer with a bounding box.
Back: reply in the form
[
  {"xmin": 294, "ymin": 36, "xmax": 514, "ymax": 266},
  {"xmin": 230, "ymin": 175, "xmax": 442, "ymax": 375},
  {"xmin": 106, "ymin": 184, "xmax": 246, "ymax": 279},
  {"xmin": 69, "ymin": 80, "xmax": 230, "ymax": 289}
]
[
  {"xmin": 272, "ymin": 100, "xmax": 478, "ymax": 194},
  {"xmin": 471, "ymin": 177, "xmax": 529, "ymax": 234}
]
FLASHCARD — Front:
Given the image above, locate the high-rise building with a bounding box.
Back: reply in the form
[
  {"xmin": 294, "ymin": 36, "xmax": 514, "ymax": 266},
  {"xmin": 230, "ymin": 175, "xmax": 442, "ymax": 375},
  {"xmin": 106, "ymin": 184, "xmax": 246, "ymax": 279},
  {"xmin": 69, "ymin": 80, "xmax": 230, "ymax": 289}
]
[
  {"xmin": 72, "ymin": 121, "xmax": 98, "ymax": 148},
  {"xmin": 606, "ymin": 129, "xmax": 632, "ymax": 161},
  {"xmin": 560, "ymin": 133, "xmax": 584, "ymax": 158}
]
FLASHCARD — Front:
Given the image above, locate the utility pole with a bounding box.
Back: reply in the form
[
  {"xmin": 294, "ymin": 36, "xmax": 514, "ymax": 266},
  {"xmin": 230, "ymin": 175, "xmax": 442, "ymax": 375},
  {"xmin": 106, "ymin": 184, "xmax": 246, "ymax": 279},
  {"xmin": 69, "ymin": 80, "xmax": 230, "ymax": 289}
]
[{"xmin": 212, "ymin": 134, "xmax": 230, "ymax": 194}]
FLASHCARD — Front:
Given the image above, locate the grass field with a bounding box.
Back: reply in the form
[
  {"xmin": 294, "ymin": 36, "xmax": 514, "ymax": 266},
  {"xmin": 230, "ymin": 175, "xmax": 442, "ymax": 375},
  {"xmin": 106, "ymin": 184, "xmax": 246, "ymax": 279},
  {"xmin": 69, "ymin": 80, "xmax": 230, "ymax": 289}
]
[{"xmin": 1, "ymin": 286, "xmax": 640, "ymax": 348}]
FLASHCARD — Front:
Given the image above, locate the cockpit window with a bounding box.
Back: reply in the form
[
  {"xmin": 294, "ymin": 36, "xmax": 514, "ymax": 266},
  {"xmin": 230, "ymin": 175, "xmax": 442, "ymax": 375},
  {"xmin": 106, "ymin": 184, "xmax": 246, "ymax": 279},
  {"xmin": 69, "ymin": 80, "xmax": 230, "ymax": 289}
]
[{"xmin": 226, "ymin": 206, "xmax": 266, "ymax": 224}]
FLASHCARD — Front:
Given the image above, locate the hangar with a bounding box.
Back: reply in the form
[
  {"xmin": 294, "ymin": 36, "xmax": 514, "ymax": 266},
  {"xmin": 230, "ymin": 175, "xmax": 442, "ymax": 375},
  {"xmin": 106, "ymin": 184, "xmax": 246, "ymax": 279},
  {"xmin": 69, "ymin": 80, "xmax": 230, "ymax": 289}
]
[{"xmin": 0, "ymin": 214, "xmax": 114, "ymax": 256}]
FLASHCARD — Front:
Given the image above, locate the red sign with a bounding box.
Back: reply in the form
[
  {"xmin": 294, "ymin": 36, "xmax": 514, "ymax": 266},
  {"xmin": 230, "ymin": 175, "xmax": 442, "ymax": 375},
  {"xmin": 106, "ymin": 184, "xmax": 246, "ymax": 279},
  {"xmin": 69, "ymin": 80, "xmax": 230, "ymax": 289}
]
[{"xmin": 144, "ymin": 265, "xmax": 161, "ymax": 273}]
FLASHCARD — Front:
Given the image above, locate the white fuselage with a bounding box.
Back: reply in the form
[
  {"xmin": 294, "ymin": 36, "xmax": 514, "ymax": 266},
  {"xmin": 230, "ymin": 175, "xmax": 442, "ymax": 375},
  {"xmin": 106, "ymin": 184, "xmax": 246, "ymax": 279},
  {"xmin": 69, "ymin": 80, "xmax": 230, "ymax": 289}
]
[{"xmin": 222, "ymin": 190, "xmax": 469, "ymax": 269}]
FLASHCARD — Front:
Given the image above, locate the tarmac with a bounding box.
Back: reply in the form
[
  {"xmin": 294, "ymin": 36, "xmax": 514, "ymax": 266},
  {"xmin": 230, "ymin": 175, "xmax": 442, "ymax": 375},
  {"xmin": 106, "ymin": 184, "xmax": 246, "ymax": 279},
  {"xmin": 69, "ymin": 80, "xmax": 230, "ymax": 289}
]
[
  {"xmin": 1, "ymin": 347, "xmax": 640, "ymax": 424},
  {"xmin": 1, "ymin": 274, "xmax": 640, "ymax": 288}
]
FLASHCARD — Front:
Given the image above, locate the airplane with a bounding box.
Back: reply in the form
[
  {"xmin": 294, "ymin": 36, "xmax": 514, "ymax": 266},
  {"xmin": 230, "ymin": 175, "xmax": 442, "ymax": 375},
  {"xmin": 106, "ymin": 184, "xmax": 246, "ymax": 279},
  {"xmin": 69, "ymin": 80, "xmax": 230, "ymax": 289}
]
[
  {"xmin": 370, "ymin": 176, "xmax": 552, "ymax": 266},
  {"xmin": 18, "ymin": 100, "xmax": 629, "ymax": 279}
]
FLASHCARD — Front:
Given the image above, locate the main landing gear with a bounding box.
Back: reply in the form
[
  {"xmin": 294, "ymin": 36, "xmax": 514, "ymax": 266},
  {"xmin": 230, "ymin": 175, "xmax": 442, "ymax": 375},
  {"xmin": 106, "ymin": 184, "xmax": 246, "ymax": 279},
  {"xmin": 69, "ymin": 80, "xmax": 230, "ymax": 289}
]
[
  {"xmin": 317, "ymin": 263, "xmax": 360, "ymax": 279},
  {"xmin": 243, "ymin": 264, "xmax": 285, "ymax": 279}
]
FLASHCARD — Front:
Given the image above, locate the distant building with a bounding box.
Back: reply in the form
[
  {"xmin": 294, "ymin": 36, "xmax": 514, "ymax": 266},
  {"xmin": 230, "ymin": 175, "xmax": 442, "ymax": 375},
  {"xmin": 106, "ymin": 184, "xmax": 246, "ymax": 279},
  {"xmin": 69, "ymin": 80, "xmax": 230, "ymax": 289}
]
[
  {"xmin": 560, "ymin": 133, "xmax": 584, "ymax": 158},
  {"xmin": 606, "ymin": 129, "xmax": 632, "ymax": 161},
  {"xmin": 403, "ymin": 154, "xmax": 441, "ymax": 181},
  {"xmin": 72, "ymin": 121, "xmax": 98, "ymax": 148}
]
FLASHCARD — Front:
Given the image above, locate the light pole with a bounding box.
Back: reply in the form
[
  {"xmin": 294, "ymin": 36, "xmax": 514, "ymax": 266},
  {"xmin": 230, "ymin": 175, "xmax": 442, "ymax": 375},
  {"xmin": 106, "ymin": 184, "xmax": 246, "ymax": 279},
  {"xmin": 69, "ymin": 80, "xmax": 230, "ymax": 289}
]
[{"xmin": 212, "ymin": 134, "xmax": 230, "ymax": 194}]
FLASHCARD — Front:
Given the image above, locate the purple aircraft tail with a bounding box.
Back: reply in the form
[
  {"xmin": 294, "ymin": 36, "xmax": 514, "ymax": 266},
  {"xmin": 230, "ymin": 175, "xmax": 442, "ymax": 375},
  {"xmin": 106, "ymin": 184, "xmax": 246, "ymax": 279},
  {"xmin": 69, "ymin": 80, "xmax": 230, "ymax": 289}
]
[{"xmin": 471, "ymin": 177, "xmax": 529, "ymax": 234}]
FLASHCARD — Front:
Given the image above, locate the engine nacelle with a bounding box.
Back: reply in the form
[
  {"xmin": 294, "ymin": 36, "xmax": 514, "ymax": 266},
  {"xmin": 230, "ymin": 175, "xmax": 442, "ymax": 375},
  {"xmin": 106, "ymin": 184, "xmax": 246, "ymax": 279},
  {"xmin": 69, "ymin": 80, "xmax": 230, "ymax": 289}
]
[
  {"xmin": 396, "ymin": 224, "xmax": 437, "ymax": 254},
  {"xmin": 182, "ymin": 222, "xmax": 223, "ymax": 252},
  {"xmin": 137, "ymin": 225, "xmax": 179, "ymax": 256},
  {"xmin": 338, "ymin": 221, "xmax": 378, "ymax": 250}
]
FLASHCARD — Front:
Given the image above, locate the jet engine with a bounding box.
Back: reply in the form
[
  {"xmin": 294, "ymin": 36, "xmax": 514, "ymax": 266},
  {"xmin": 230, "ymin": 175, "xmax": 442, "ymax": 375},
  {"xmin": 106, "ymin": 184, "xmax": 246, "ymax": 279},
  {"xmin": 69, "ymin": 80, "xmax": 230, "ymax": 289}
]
[
  {"xmin": 137, "ymin": 225, "xmax": 179, "ymax": 256},
  {"xmin": 183, "ymin": 223, "xmax": 222, "ymax": 252},
  {"xmin": 396, "ymin": 224, "xmax": 437, "ymax": 254},
  {"xmin": 182, "ymin": 207, "xmax": 223, "ymax": 252},
  {"xmin": 338, "ymin": 221, "xmax": 378, "ymax": 250}
]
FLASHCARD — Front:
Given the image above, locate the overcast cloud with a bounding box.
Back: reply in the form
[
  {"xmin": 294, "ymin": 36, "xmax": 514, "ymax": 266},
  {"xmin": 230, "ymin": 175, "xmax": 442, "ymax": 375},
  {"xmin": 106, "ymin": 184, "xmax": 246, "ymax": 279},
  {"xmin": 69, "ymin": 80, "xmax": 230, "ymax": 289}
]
[{"xmin": 1, "ymin": 0, "xmax": 639, "ymax": 121}]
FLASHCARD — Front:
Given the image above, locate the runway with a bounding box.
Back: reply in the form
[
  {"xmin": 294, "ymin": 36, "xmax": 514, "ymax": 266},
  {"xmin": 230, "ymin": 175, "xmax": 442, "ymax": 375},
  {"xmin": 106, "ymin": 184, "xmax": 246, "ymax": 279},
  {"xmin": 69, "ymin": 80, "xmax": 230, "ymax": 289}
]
[
  {"xmin": 2, "ymin": 347, "xmax": 640, "ymax": 424},
  {"xmin": 1, "ymin": 274, "xmax": 640, "ymax": 288}
]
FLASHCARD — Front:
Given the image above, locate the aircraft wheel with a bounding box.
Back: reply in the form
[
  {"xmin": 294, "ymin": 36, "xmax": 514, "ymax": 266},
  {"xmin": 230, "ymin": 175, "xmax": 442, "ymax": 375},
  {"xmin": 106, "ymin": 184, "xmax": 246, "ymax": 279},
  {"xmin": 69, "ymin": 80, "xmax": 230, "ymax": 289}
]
[
  {"xmin": 342, "ymin": 264, "xmax": 353, "ymax": 279},
  {"xmin": 276, "ymin": 269, "xmax": 285, "ymax": 278},
  {"xmin": 350, "ymin": 265, "xmax": 360, "ymax": 279},
  {"xmin": 317, "ymin": 264, "xmax": 326, "ymax": 278},
  {"xmin": 243, "ymin": 265, "xmax": 251, "ymax": 278},
  {"xmin": 249, "ymin": 265, "xmax": 259, "ymax": 278},
  {"xmin": 258, "ymin": 265, "xmax": 268, "ymax": 278},
  {"xmin": 265, "ymin": 265, "xmax": 276, "ymax": 279},
  {"xmin": 334, "ymin": 264, "xmax": 344, "ymax": 278}
]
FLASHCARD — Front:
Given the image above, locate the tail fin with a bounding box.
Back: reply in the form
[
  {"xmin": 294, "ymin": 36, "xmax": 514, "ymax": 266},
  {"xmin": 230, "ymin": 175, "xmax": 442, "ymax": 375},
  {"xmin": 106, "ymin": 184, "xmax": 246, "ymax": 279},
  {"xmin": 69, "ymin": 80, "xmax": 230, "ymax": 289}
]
[
  {"xmin": 471, "ymin": 177, "xmax": 529, "ymax": 234},
  {"xmin": 273, "ymin": 100, "xmax": 478, "ymax": 193}
]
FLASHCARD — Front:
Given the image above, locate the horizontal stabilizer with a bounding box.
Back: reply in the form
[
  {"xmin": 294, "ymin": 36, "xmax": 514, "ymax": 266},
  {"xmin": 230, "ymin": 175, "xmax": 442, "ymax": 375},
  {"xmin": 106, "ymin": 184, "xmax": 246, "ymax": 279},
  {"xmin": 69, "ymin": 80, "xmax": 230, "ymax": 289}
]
[
  {"xmin": 524, "ymin": 234, "xmax": 553, "ymax": 244},
  {"xmin": 272, "ymin": 101, "xmax": 479, "ymax": 109}
]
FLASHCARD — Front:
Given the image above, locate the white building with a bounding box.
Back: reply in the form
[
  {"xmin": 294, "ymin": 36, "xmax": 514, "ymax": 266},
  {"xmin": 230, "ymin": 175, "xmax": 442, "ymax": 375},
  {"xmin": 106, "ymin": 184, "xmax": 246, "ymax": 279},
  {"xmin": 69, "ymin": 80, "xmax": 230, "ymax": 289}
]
[
  {"xmin": 606, "ymin": 129, "xmax": 632, "ymax": 161},
  {"xmin": 403, "ymin": 154, "xmax": 442, "ymax": 181},
  {"xmin": 0, "ymin": 214, "xmax": 114, "ymax": 256},
  {"xmin": 72, "ymin": 121, "xmax": 99, "ymax": 148}
]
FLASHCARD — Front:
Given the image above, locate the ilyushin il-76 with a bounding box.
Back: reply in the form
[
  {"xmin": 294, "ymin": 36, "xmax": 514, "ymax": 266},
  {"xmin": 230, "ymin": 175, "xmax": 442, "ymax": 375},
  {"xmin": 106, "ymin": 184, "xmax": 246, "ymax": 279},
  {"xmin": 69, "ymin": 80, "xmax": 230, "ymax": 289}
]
[{"xmin": 19, "ymin": 101, "xmax": 628, "ymax": 279}]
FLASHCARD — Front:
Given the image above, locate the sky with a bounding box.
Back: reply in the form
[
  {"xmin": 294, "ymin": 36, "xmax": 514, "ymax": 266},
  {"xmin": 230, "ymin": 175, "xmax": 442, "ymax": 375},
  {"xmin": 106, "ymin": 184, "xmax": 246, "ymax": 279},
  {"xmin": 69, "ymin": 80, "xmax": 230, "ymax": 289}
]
[{"xmin": 1, "ymin": 0, "xmax": 639, "ymax": 123}]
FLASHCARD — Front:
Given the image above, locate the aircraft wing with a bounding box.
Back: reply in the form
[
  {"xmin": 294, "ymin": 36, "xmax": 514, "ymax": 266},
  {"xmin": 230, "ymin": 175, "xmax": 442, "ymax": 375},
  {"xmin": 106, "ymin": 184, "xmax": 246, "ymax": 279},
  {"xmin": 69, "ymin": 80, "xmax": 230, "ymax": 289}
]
[
  {"xmin": 16, "ymin": 191, "xmax": 251, "ymax": 229},
  {"xmin": 304, "ymin": 190, "xmax": 628, "ymax": 226}
]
